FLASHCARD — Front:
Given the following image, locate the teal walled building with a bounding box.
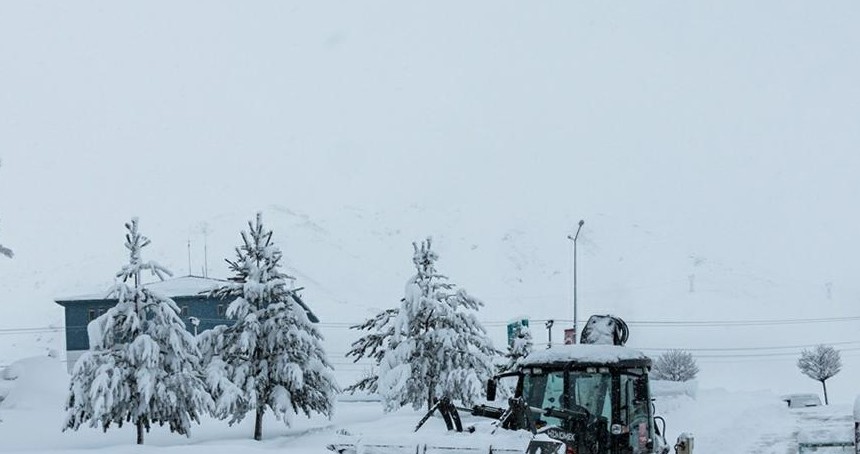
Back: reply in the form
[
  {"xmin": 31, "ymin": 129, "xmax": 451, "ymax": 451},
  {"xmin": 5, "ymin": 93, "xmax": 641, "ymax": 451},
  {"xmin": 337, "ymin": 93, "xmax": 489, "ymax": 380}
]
[{"xmin": 55, "ymin": 275, "xmax": 319, "ymax": 370}]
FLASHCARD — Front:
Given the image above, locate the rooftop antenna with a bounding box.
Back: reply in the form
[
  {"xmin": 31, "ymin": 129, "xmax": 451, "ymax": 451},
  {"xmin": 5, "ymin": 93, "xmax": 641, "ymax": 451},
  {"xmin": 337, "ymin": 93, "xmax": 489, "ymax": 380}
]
[
  {"xmin": 200, "ymin": 223, "xmax": 210, "ymax": 279},
  {"xmin": 187, "ymin": 239, "xmax": 192, "ymax": 276}
]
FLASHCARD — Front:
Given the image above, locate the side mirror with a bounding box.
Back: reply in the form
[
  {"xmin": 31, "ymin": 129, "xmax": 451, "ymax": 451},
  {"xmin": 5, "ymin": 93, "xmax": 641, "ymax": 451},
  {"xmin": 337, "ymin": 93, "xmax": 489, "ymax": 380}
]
[{"xmin": 486, "ymin": 378, "xmax": 497, "ymax": 401}]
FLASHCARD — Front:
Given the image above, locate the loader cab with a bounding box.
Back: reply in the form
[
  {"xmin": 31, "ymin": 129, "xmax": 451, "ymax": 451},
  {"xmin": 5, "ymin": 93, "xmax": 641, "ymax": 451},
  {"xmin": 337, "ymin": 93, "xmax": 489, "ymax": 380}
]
[{"xmin": 496, "ymin": 345, "xmax": 662, "ymax": 454}]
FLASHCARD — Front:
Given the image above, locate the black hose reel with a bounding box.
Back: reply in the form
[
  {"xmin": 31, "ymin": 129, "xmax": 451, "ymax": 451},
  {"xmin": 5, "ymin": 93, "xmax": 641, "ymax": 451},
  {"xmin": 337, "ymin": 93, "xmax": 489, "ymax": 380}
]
[{"xmin": 579, "ymin": 314, "xmax": 630, "ymax": 346}]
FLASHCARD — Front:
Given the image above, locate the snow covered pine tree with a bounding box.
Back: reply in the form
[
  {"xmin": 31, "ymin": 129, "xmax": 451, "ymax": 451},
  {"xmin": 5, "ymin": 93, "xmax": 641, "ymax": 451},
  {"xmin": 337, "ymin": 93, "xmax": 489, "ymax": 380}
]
[
  {"xmin": 798, "ymin": 344, "xmax": 842, "ymax": 405},
  {"xmin": 376, "ymin": 237, "xmax": 496, "ymax": 411},
  {"xmin": 501, "ymin": 324, "xmax": 533, "ymax": 372},
  {"xmin": 200, "ymin": 213, "xmax": 336, "ymax": 441},
  {"xmin": 64, "ymin": 218, "xmax": 211, "ymax": 444}
]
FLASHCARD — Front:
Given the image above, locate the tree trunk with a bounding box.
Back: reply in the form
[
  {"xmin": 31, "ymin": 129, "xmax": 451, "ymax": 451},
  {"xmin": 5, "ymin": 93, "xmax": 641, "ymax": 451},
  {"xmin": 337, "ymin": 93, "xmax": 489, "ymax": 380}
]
[
  {"xmin": 254, "ymin": 407, "xmax": 264, "ymax": 441},
  {"xmin": 136, "ymin": 420, "xmax": 144, "ymax": 445},
  {"xmin": 821, "ymin": 379, "xmax": 829, "ymax": 405},
  {"xmin": 427, "ymin": 388, "xmax": 434, "ymax": 411}
]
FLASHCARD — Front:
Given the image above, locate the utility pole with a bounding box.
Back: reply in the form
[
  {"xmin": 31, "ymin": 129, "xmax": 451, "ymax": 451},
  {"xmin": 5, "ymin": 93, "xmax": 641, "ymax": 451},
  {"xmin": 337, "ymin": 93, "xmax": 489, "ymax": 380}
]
[{"xmin": 567, "ymin": 220, "xmax": 584, "ymax": 344}]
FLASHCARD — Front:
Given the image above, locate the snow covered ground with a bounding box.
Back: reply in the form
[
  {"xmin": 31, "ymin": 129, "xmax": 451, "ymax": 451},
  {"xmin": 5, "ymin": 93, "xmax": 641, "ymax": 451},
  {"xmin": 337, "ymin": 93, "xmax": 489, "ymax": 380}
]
[{"xmin": 1, "ymin": 356, "xmax": 856, "ymax": 454}]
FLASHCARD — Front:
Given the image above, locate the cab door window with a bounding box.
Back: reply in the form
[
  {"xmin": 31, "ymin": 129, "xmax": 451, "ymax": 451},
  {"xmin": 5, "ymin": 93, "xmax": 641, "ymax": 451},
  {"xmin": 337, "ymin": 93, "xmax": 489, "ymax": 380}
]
[{"xmin": 620, "ymin": 373, "xmax": 650, "ymax": 453}]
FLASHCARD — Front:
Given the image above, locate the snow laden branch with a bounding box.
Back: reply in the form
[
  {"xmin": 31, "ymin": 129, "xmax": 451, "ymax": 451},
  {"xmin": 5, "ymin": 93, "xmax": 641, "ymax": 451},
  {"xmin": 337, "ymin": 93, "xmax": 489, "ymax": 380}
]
[
  {"xmin": 344, "ymin": 308, "xmax": 398, "ymax": 394},
  {"xmin": 200, "ymin": 212, "xmax": 337, "ymax": 441},
  {"xmin": 370, "ymin": 237, "xmax": 497, "ymax": 411},
  {"xmin": 64, "ymin": 218, "xmax": 211, "ymax": 444},
  {"xmin": 798, "ymin": 344, "xmax": 841, "ymax": 405}
]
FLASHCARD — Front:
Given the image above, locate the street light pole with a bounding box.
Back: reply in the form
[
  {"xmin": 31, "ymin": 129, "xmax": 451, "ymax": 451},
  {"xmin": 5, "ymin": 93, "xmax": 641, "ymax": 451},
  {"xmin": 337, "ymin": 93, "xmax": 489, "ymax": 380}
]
[
  {"xmin": 567, "ymin": 220, "xmax": 584, "ymax": 344},
  {"xmin": 545, "ymin": 319, "xmax": 554, "ymax": 349}
]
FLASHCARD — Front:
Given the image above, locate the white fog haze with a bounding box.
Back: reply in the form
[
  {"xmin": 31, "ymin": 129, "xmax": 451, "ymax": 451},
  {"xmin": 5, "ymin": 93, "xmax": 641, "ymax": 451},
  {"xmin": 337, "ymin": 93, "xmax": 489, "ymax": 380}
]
[{"xmin": 1, "ymin": 2, "xmax": 860, "ymax": 453}]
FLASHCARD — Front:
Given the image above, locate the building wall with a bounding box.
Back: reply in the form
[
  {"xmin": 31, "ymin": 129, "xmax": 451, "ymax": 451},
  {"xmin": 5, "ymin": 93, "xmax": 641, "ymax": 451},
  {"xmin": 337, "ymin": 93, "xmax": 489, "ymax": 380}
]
[
  {"xmin": 173, "ymin": 295, "xmax": 235, "ymax": 334},
  {"xmin": 59, "ymin": 295, "xmax": 235, "ymax": 353},
  {"xmin": 58, "ymin": 292, "xmax": 316, "ymax": 373},
  {"xmin": 63, "ymin": 300, "xmax": 94, "ymax": 351}
]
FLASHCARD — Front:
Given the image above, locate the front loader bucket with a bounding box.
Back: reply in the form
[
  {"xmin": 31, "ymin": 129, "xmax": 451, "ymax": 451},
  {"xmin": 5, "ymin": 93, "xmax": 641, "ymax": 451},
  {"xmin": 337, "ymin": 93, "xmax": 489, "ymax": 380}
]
[
  {"xmin": 327, "ymin": 443, "xmax": 525, "ymax": 453},
  {"xmin": 327, "ymin": 431, "xmax": 563, "ymax": 454}
]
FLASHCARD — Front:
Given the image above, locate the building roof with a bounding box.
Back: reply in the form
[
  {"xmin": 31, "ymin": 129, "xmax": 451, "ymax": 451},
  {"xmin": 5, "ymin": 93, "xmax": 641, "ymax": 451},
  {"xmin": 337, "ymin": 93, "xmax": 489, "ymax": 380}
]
[
  {"xmin": 54, "ymin": 275, "xmax": 320, "ymax": 322},
  {"xmin": 56, "ymin": 275, "xmax": 228, "ymax": 301}
]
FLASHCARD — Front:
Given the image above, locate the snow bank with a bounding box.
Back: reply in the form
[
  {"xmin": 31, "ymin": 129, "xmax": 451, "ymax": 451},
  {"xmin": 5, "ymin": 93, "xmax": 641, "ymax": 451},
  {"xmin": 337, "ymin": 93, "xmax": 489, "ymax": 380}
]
[
  {"xmin": 652, "ymin": 379, "xmax": 698, "ymax": 399},
  {"xmin": 337, "ymin": 392, "xmax": 381, "ymax": 403},
  {"xmin": 0, "ymin": 355, "xmax": 67, "ymax": 410},
  {"xmin": 650, "ymin": 380, "xmax": 697, "ymax": 417},
  {"xmin": 795, "ymin": 404, "xmax": 854, "ymax": 446},
  {"xmin": 657, "ymin": 388, "xmax": 799, "ymax": 453}
]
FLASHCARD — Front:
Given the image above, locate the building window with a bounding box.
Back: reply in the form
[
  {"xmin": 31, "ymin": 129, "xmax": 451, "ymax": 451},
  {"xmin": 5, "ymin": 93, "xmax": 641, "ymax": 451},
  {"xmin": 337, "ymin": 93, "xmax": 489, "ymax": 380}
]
[
  {"xmin": 88, "ymin": 309, "xmax": 97, "ymax": 321},
  {"xmin": 181, "ymin": 306, "xmax": 189, "ymax": 316},
  {"xmin": 216, "ymin": 304, "xmax": 225, "ymax": 316}
]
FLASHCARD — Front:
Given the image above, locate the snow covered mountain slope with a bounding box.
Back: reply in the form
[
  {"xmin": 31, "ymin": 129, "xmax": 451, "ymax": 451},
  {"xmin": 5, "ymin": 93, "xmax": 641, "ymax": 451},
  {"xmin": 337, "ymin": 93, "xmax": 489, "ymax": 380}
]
[{"xmin": 2, "ymin": 205, "xmax": 859, "ymax": 403}]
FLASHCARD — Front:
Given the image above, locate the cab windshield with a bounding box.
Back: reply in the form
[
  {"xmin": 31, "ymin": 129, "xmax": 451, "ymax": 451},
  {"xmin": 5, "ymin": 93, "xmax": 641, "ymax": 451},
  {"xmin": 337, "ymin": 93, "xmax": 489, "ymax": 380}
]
[{"xmin": 522, "ymin": 369, "xmax": 612, "ymax": 426}]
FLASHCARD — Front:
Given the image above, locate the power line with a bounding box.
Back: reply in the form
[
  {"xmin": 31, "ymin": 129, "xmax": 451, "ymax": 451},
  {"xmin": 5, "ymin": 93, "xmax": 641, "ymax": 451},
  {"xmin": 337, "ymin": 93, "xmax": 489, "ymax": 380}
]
[
  {"xmin": 7, "ymin": 313, "xmax": 859, "ymax": 334},
  {"xmin": 626, "ymin": 315, "xmax": 860, "ymax": 327},
  {"xmin": 639, "ymin": 340, "xmax": 860, "ymax": 352}
]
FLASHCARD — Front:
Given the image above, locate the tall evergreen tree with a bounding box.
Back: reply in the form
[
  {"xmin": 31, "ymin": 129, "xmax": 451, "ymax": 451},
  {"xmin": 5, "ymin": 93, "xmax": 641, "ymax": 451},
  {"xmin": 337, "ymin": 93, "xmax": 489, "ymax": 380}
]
[
  {"xmin": 377, "ymin": 238, "xmax": 496, "ymax": 411},
  {"xmin": 201, "ymin": 213, "xmax": 337, "ymax": 441},
  {"xmin": 64, "ymin": 218, "xmax": 211, "ymax": 444}
]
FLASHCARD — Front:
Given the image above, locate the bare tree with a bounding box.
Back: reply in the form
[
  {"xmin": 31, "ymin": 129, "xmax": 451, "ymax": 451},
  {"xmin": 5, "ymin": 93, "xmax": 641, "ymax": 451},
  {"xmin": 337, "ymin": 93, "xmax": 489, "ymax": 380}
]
[
  {"xmin": 798, "ymin": 344, "xmax": 841, "ymax": 405},
  {"xmin": 651, "ymin": 349, "xmax": 699, "ymax": 382}
]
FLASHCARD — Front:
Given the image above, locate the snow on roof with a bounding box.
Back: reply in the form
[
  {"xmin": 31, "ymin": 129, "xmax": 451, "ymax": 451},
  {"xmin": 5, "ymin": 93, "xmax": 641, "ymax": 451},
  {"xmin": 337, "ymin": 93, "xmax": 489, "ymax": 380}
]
[
  {"xmin": 56, "ymin": 275, "xmax": 228, "ymax": 301},
  {"xmin": 518, "ymin": 344, "xmax": 650, "ymax": 367},
  {"xmin": 56, "ymin": 275, "xmax": 320, "ymax": 322}
]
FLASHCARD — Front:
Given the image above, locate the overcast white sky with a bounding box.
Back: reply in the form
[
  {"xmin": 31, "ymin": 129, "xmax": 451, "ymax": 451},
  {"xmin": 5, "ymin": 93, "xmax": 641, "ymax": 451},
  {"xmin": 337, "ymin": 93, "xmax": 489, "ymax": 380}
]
[
  {"xmin": 2, "ymin": 1, "xmax": 860, "ymax": 399},
  {"xmin": 2, "ymin": 2, "xmax": 859, "ymax": 278}
]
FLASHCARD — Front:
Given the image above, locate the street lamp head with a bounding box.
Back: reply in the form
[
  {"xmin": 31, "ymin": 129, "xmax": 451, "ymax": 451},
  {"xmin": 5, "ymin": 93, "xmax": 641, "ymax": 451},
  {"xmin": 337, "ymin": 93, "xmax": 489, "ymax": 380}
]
[{"xmin": 578, "ymin": 219, "xmax": 584, "ymax": 226}]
